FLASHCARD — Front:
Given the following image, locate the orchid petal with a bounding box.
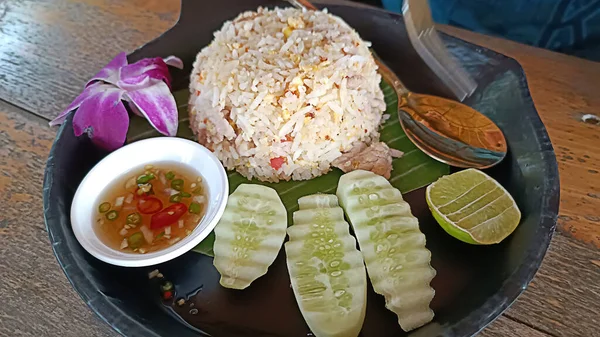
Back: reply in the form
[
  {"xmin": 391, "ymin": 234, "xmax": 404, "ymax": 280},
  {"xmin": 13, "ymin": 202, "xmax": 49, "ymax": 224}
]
[
  {"xmin": 87, "ymin": 52, "xmax": 128, "ymax": 87},
  {"xmin": 124, "ymin": 81, "xmax": 178, "ymax": 136},
  {"xmin": 163, "ymin": 56, "xmax": 184, "ymax": 69},
  {"xmin": 49, "ymin": 82, "xmax": 109, "ymax": 126},
  {"xmin": 72, "ymin": 84, "xmax": 129, "ymax": 150},
  {"xmin": 118, "ymin": 57, "xmax": 172, "ymax": 90}
]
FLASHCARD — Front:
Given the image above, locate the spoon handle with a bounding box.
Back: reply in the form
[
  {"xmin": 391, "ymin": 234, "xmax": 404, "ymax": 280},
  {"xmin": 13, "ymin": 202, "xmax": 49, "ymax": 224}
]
[
  {"xmin": 373, "ymin": 58, "xmax": 411, "ymax": 98},
  {"xmin": 288, "ymin": 0, "xmax": 318, "ymax": 10}
]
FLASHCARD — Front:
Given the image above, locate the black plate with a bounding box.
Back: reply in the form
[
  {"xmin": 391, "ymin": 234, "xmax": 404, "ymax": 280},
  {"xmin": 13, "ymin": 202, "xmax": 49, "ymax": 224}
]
[{"xmin": 43, "ymin": 1, "xmax": 560, "ymax": 336}]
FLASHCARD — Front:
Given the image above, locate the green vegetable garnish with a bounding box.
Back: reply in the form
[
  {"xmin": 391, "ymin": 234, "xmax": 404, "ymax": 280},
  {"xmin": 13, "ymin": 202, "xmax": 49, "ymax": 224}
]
[
  {"xmin": 106, "ymin": 210, "xmax": 119, "ymax": 221},
  {"xmin": 160, "ymin": 280, "xmax": 173, "ymax": 293},
  {"xmin": 156, "ymin": 231, "xmax": 165, "ymax": 239},
  {"xmin": 98, "ymin": 202, "xmax": 111, "ymax": 213},
  {"xmin": 128, "ymin": 232, "xmax": 145, "ymax": 249},
  {"xmin": 212, "ymin": 184, "xmax": 287, "ymax": 289},
  {"xmin": 337, "ymin": 170, "xmax": 436, "ymax": 331},
  {"xmin": 169, "ymin": 194, "xmax": 182, "ymax": 203},
  {"xmin": 160, "ymin": 280, "xmax": 174, "ymax": 300},
  {"xmin": 189, "ymin": 202, "xmax": 202, "ymax": 214},
  {"xmin": 126, "ymin": 212, "xmax": 142, "ymax": 225},
  {"xmin": 179, "ymin": 192, "xmax": 191, "ymax": 198},
  {"xmin": 165, "ymin": 171, "xmax": 175, "ymax": 180},
  {"xmin": 171, "ymin": 179, "xmax": 184, "ymax": 191},
  {"xmin": 136, "ymin": 174, "xmax": 155, "ymax": 184}
]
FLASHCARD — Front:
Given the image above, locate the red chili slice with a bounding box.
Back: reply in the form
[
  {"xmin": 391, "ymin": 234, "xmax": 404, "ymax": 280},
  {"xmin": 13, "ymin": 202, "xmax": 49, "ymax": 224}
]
[
  {"xmin": 137, "ymin": 196, "xmax": 163, "ymax": 214},
  {"xmin": 270, "ymin": 157, "xmax": 285, "ymax": 170},
  {"xmin": 150, "ymin": 203, "xmax": 188, "ymax": 230}
]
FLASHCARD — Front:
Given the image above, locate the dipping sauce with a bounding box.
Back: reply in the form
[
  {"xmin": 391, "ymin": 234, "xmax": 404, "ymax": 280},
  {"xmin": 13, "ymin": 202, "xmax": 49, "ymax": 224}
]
[{"xmin": 95, "ymin": 164, "xmax": 207, "ymax": 254}]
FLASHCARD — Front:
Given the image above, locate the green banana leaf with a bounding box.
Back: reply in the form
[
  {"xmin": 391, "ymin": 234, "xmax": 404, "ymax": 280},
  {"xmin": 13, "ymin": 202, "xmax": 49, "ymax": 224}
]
[{"xmin": 127, "ymin": 80, "xmax": 449, "ymax": 257}]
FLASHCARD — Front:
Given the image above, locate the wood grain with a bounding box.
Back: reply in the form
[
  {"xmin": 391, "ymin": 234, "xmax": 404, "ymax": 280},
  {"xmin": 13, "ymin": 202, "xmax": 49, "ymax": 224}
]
[
  {"xmin": 0, "ymin": 0, "xmax": 179, "ymax": 120},
  {"xmin": 0, "ymin": 101, "xmax": 114, "ymax": 337},
  {"xmin": 480, "ymin": 316, "xmax": 550, "ymax": 337},
  {"xmin": 440, "ymin": 25, "xmax": 600, "ymax": 248},
  {"xmin": 504, "ymin": 233, "xmax": 600, "ymax": 337},
  {"xmin": 0, "ymin": 1, "xmax": 599, "ymax": 337}
]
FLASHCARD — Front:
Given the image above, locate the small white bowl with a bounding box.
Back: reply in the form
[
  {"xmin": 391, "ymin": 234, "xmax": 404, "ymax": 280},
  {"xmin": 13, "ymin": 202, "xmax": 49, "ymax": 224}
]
[{"xmin": 70, "ymin": 137, "xmax": 228, "ymax": 267}]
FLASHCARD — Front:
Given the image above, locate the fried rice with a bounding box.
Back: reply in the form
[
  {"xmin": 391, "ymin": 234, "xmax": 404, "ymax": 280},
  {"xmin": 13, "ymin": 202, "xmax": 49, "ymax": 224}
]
[{"xmin": 188, "ymin": 7, "xmax": 386, "ymax": 182}]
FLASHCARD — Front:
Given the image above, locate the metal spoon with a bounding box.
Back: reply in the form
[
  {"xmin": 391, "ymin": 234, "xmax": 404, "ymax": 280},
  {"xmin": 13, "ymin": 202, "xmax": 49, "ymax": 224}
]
[
  {"xmin": 286, "ymin": 0, "xmax": 507, "ymax": 168},
  {"xmin": 376, "ymin": 60, "xmax": 507, "ymax": 168}
]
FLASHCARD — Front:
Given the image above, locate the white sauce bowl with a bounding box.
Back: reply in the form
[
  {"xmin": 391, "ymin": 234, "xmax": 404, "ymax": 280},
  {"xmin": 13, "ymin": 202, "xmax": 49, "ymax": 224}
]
[{"xmin": 70, "ymin": 137, "xmax": 228, "ymax": 267}]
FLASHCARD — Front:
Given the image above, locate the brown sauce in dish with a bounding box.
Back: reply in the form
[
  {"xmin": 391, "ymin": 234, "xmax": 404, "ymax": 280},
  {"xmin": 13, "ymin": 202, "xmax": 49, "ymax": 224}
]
[{"xmin": 95, "ymin": 164, "xmax": 207, "ymax": 254}]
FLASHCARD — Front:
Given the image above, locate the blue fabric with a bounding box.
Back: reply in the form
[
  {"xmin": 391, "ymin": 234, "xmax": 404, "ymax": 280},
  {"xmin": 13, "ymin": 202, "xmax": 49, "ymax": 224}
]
[{"xmin": 381, "ymin": 0, "xmax": 600, "ymax": 61}]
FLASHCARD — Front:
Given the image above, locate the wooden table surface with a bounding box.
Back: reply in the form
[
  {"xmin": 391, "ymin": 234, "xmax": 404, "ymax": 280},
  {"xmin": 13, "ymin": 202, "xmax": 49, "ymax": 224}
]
[{"xmin": 0, "ymin": 0, "xmax": 599, "ymax": 336}]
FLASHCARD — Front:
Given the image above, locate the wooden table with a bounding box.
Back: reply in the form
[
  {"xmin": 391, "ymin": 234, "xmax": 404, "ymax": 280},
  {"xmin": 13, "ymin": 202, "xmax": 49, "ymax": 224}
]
[{"xmin": 0, "ymin": 1, "xmax": 598, "ymax": 336}]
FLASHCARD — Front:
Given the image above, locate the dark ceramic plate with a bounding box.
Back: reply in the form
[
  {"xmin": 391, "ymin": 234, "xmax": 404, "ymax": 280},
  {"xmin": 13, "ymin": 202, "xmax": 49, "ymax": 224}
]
[{"xmin": 42, "ymin": 1, "xmax": 560, "ymax": 336}]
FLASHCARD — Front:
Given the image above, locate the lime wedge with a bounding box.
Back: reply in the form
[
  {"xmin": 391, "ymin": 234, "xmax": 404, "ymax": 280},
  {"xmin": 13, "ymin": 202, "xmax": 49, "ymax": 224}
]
[{"xmin": 426, "ymin": 169, "xmax": 521, "ymax": 245}]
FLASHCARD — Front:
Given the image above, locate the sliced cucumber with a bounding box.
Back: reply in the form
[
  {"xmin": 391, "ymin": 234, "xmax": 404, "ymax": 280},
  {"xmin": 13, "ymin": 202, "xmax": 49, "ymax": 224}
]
[
  {"xmin": 285, "ymin": 194, "xmax": 367, "ymax": 337},
  {"xmin": 336, "ymin": 170, "xmax": 436, "ymax": 332},
  {"xmin": 213, "ymin": 184, "xmax": 287, "ymax": 290}
]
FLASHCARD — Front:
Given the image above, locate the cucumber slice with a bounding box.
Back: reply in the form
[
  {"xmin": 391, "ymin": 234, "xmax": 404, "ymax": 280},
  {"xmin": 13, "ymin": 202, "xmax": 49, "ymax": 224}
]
[
  {"xmin": 336, "ymin": 170, "xmax": 437, "ymax": 332},
  {"xmin": 285, "ymin": 194, "xmax": 367, "ymax": 337},
  {"xmin": 213, "ymin": 184, "xmax": 287, "ymax": 290}
]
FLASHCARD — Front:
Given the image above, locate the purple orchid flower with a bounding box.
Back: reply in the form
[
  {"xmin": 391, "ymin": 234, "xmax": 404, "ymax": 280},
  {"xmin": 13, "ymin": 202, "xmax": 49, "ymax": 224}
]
[{"xmin": 49, "ymin": 52, "xmax": 184, "ymax": 150}]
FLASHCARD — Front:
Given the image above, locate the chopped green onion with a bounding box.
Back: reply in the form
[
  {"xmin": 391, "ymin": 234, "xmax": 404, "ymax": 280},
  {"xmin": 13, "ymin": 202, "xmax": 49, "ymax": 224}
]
[
  {"xmin": 160, "ymin": 280, "xmax": 173, "ymax": 292},
  {"xmin": 128, "ymin": 232, "xmax": 145, "ymax": 249},
  {"xmin": 192, "ymin": 187, "xmax": 203, "ymax": 195},
  {"xmin": 156, "ymin": 231, "xmax": 165, "ymax": 239},
  {"xmin": 165, "ymin": 171, "xmax": 175, "ymax": 180},
  {"xmin": 106, "ymin": 210, "xmax": 119, "ymax": 221},
  {"xmin": 126, "ymin": 212, "xmax": 142, "ymax": 225},
  {"xmin": 98, "ymin": 202, "xmax": 111, "ymax": 213},
  {"xmin": 169, "ymin": 194, "xmax": 182, "ymax": 203},
  {"xmin": 160, "ymin": 280, "xmax": 174, "ymax": 300},
  {"xmin": 189, "ymin": 202, "xmax": 202, "ymax": 214},
  {"xmin": 179, "ymin": 192, "xmax": 191, "ymax": 198},
  {"xmin": 137, "ymin": 174, "xmax": 155, "ymax": 184},
  {"xmin": 171, "ymin": 179, "xmax": 184, "ymax": 191}
]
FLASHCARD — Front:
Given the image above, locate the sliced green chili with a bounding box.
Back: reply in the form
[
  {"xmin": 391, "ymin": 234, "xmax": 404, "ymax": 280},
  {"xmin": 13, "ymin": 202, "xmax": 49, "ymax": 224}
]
[
  {"xmin": 98, "ymin": 202, "xmax": 111, "ymax": 213},
  {"xmin": 179, "ymin": 191, "xmax": 191, "ymax": 198},
  {"xmin": 165, "ymin": 171, "xmax": 175, "ymax": 180},
  {"xmin": 160, "ymin": 280, "xmax": 174, "ymax": 300},
  {"xmin": 127, "ymin": 232, "xmax": 144, "ymax": 249},
  {"xmin": 106, "ymin": 210, "xmax": 119, "ymax": 221},
  {"xmin": 171, "ymin": 179, "xmax": 184, "ymax": 191},
  {"xmin": 169, "ymin": 194, "xmax": 182, "ymax": 203},
  {"xmin": 136, "ymin": 174, "xmax": 155, "ymax": 184},
  {"xmin": 126, "ymin": 212, "xmax": 142, "ymax": 225},
  {"xmin": 160, "ymin": 280, "xmax": 173, "ymax": 292},
  {"xmin": 189, "ymin": 202, "xmax": 202, "ymax": 214}
]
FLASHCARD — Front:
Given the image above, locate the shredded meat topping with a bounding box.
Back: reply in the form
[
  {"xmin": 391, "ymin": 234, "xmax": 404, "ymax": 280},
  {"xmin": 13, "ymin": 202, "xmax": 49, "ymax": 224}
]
[{"xmin": 332, "ymin": 142, "xmax": 404, "ymax": 179}]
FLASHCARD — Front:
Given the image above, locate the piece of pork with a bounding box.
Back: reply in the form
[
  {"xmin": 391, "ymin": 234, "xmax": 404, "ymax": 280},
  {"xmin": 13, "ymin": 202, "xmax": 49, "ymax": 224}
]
[{"xmin": 332, "ymin": 142, "xmax": 404, "ymax": 179}]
